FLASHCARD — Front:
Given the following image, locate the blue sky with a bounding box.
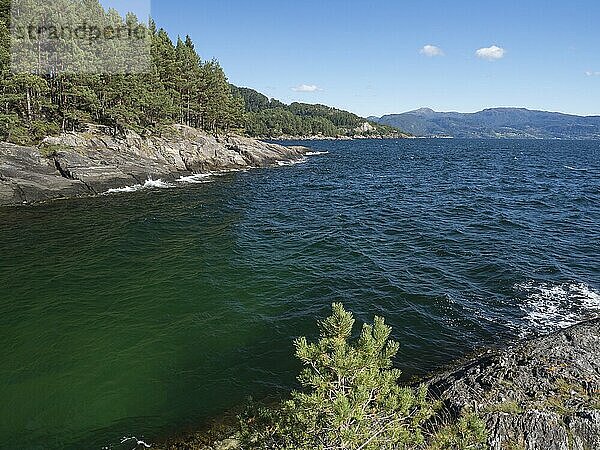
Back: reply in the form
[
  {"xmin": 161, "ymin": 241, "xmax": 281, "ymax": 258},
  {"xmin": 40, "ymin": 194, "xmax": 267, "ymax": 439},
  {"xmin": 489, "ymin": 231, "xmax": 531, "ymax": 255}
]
[{"xmin": 103, "ymin": 0, "xmax": 600, "ymax": 117}]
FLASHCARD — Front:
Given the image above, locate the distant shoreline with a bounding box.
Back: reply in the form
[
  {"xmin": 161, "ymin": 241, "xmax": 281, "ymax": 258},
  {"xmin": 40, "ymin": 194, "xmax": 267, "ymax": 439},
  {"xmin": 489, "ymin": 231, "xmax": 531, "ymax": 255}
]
[
  {"xmin": 371, "ymin": 107, "xmax": 600, "ymax": 140},
  {"xmin": 267, "ymin": 134, "xmax": 412, "ymax": 142}
]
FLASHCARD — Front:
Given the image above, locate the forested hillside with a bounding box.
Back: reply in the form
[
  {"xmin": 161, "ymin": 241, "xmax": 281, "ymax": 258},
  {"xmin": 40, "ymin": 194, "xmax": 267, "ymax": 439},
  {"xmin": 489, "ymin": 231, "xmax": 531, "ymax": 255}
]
[
  {"xmin": 232, "ymin": 86, "xmax": 401, "ymax": 138},
  {"xmin": 0, "ymin": 0, "xmax": 245, "ymax": 145},
  {"xmin": 0, "ymin": 0, "xmax": 402, "ymax": 145}
]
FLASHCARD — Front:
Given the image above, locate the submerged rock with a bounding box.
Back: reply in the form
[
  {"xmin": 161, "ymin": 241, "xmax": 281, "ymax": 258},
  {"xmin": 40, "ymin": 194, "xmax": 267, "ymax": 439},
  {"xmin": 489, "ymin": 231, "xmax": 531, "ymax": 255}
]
[
  {"xmin": 0, "ymin": 125, "xmax": 309, "ymax": 206},
  {"xmin": 427, "ymin": 319, "xmax": 600, "ymax": 449}
]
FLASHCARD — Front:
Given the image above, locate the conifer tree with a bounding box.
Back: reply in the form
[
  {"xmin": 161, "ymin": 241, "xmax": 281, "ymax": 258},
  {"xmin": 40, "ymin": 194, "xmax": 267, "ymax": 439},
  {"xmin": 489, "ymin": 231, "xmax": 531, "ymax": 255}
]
[
  {"xmin": 175, "ymin": 35, "xmax": 202, "ymax": 127},
  {"xmin": 0, "ymin": 0, "xmax": 387, "ymax": 144}
]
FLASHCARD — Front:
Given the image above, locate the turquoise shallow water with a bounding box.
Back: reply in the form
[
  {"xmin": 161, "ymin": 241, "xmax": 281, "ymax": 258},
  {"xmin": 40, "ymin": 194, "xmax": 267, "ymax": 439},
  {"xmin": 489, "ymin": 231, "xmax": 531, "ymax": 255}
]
[{"xmin": 1, "ymin": 139, "xmax": 599, "ymax": 449}]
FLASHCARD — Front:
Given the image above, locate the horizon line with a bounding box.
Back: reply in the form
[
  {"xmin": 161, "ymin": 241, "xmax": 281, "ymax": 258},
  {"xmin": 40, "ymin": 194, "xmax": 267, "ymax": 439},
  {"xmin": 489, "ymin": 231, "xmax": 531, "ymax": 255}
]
[{"xmin": 371, "ymin": 106, "xmax": 600, "ymax": 119}]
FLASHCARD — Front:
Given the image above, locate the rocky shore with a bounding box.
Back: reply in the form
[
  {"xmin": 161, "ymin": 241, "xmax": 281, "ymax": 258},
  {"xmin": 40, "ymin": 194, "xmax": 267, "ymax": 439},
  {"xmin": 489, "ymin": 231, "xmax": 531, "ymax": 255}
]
[
  {"xmin": 428, "ymin": 318, "xmax": 600, "ymax": 450},
  {"xmin": 159, "ymin": 320, "xmax": 600, "ymax": 450},
  {"xmin": 0, "ymin": 125, "xmax": 309, "ymax": 207}
]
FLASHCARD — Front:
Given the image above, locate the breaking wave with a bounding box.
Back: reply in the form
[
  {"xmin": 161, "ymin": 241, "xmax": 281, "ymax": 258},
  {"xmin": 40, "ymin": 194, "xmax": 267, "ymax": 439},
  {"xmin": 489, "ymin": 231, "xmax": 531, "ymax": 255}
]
[
  {"xmin": 176, "ymin": 174, "xmax": 213, "ymax": 184},
  {"xmin": 277, "ymin": 157, "xmax": 308, "ymax": 166},
  {"xmin": 564, "ymin": 165, "xmax": 588, "ymax": 172},
  {"xmin": 515, "ymin": 281, "xmax": 600, "ymax": 334},
  {"xmin": 105, "ymin": 178, "xmax": 172, "ymax": 194}
]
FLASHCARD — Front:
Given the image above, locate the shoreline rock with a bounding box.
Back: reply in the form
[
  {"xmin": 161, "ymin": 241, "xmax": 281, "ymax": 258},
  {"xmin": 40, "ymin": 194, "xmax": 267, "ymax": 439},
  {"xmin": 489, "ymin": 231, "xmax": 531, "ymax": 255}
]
[
  {"xmin": 0, "ymin": 124, "xmax": 309, "ymax": 207},
  {"xmin": 427, "ymin": 319, "xmax": 600, "ymax": 450}
]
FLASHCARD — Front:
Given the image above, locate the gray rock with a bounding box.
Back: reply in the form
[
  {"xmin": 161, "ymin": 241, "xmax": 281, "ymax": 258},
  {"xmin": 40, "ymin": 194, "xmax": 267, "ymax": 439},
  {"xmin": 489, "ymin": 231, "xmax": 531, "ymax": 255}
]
[
  {"xmin": 427, "ymin": 319, "xmax": 600, "ymax": 449},
  {"xmin": 0, "ymin": 142, "xmax": 91, "ymax": 205},
  {"xmin": 485, "ymin": 411, "xmax": 570, "ymax": 450},
  {"xmin": 568, "ymin": 410, "xmax": 600, "ymax": 450},
  {"xmin": 0, "ymin": 125, "xmax": 309, "ymax": 206}
]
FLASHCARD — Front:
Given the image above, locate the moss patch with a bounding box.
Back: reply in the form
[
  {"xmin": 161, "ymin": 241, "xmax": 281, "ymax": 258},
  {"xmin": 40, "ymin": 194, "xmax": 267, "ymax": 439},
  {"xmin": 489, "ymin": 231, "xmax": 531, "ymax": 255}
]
[{"xmin": 483, "ymin": 400, "xmax": 523, "ymax": 415}]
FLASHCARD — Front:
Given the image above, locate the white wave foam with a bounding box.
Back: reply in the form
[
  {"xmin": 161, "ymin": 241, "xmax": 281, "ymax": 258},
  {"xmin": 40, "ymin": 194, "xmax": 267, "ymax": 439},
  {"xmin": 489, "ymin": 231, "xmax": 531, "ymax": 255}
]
[
  {"xmin": 214, "ymin": 168, "xmax": 251, "ymax": 174},
  {"xmin": 564, "ymin": 165, "xmax": 588, "ymax": 172},
  {"xmin": 177, "ymin": 174, "xmax": 213, "ymax": 184},
  {"xmin": 277, "ymin": 157, "xmax": 308, "ymax": 166},
  {"xmin": 120, "ymin": 436, "xmax": 152, "ymax": 448},
  {"xmin": 306, "ymin": 151, "xmax": 330, "ymax": 156},
  {"xmin": 515, "ymin": 281, "xmax": 600, "ymax": 334},
  {"xmin": 106, "ymin": 185, "xmax": 140, "ymax": 194},
  {"xmin": 143, "ymin": 178, "xmax": 171, "ymax": 189},
  {"xmin": 105, "ymin": 178, "xmax": 172, "ymax": 194}
]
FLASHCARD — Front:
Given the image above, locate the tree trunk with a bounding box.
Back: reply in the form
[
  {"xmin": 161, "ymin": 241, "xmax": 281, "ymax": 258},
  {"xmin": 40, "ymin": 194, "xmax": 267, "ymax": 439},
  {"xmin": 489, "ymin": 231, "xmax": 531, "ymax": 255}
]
[{"xmin": 26, "ymin": 88, "xmax": 32, "ymax": 121}]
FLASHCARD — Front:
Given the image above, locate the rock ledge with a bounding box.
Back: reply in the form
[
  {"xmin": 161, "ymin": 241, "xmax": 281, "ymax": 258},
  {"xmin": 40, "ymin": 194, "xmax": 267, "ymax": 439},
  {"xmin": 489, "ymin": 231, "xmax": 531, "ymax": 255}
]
[{"xmin": 0, "ymin": 124, "xmax": 308, "ymax": 206}]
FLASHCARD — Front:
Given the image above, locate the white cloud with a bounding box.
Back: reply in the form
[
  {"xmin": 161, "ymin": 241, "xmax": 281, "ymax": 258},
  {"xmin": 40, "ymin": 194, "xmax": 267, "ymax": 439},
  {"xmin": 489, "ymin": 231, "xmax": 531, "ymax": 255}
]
[
  {"xmin": 292, "ymin": 84, "xmax": 321, "ymax": 92},
  {"xmin": 420, "ymin": 45, "xmax": 444, "ymax": 57},
  {"xmin": 585, "ymin": 71, "xmax": 600, "ymax": 77},
  {"xmin": 476, "ymin": 45, "xmax": 506, "ymax": 61}
]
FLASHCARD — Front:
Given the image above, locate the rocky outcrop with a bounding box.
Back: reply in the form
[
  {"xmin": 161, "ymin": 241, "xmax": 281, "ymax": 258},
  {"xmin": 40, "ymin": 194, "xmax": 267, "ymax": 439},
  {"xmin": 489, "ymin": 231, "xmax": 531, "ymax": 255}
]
[
  {"xmin": 0, "ymin": 142, "xmax": 92, "ymax": 206},
  {"xmin": 354, "ymin": 122, "xmax": 377, "ymax": 134},
  {"xmin": 0, "ymin": 125, "xmax": 308, "ymax": 206},
  {"xmin": 428, "ymin": 319, "xmax": 600, "ymax": 449}
]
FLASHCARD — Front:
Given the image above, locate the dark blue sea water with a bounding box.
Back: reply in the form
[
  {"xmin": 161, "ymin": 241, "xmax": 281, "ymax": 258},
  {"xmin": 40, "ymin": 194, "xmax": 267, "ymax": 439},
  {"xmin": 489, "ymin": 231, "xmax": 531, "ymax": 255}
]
[{"xmin": 0, "ymin": 139, "xmax": 599, "ymax": 449}]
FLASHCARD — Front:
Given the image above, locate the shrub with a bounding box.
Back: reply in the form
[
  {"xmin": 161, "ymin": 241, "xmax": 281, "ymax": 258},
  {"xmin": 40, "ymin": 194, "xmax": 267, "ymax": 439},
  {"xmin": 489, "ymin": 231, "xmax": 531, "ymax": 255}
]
[
  {"xmin": 427, "ymin": 413, "xmax": 487, "ymax": 450},
  {"xmin": 240, "ymin": 303, "xmax": 435, "ymax": 449},
  {"xmin": 239, "ymin": 304, "xmax": 489, "ymax": 449},
  {"xmin": 39, "ymin": 143, "xmax": 69, "ymax": 158},
  {"xmin": 482, "ymin": 401, "xmax": 523, "ymax": 415}
]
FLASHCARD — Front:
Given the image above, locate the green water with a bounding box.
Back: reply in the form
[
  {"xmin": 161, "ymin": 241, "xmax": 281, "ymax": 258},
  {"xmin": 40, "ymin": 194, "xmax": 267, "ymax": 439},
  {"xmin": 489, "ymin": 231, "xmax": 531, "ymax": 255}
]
[
  {"xmin": 1, "ymin": 184, "xmax": 310, "ymax": 449},
  {"xmin": 1, "ymin": 139, "xmax": 599, "ymax": 449}
]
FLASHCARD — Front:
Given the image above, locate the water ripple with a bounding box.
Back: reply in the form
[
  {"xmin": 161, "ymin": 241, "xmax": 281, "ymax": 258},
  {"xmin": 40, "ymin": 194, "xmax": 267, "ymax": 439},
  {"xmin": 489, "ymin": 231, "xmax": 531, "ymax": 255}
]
[{"xmin": 0, "ymin": 139, "xmax": 598, "ymax": 449}]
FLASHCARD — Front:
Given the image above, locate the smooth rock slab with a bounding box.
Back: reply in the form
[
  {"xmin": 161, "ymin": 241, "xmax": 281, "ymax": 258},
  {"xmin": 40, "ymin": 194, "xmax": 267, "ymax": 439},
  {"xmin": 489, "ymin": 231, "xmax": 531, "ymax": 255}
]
[
  {"xmin": 0, "ymin": 125, "xmax": 308, "ymax": 206},
  {"xmin": 0, "ymin": 142, "xmax": 91, "ymax": 205}
]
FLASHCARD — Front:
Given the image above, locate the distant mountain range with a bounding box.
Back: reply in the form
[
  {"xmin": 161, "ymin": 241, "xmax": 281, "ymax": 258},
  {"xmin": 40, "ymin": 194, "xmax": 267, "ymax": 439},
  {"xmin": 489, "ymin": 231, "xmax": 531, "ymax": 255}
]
[{"xmin": 369, "ymin": 108, "xmax": 600, "ymax": 139}]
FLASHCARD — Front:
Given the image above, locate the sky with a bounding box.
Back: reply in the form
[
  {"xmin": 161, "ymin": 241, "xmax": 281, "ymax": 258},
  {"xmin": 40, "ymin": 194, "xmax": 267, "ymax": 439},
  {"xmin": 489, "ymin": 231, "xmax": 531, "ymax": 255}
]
[{"xmin": 102, "ymin": 0, "xmax": 600, "ymax": 117}]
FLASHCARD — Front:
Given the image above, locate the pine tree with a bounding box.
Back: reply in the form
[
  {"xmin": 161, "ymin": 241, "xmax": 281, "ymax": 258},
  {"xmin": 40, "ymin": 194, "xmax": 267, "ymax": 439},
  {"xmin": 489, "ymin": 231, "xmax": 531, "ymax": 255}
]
[
  {"xmin": 199, "ymin": 59, "xmax": 243, "ymax": 134},
  {"xmin": 239, "ymin": 304, "xmax": 487, "ymax": 450},
  {"xmin": 151, "ymin": 27, "xmax": 180, "ymax": 119},
  {"xmin": 175, "ymin": 35, "xmax": 202, "ymax": 127}
]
